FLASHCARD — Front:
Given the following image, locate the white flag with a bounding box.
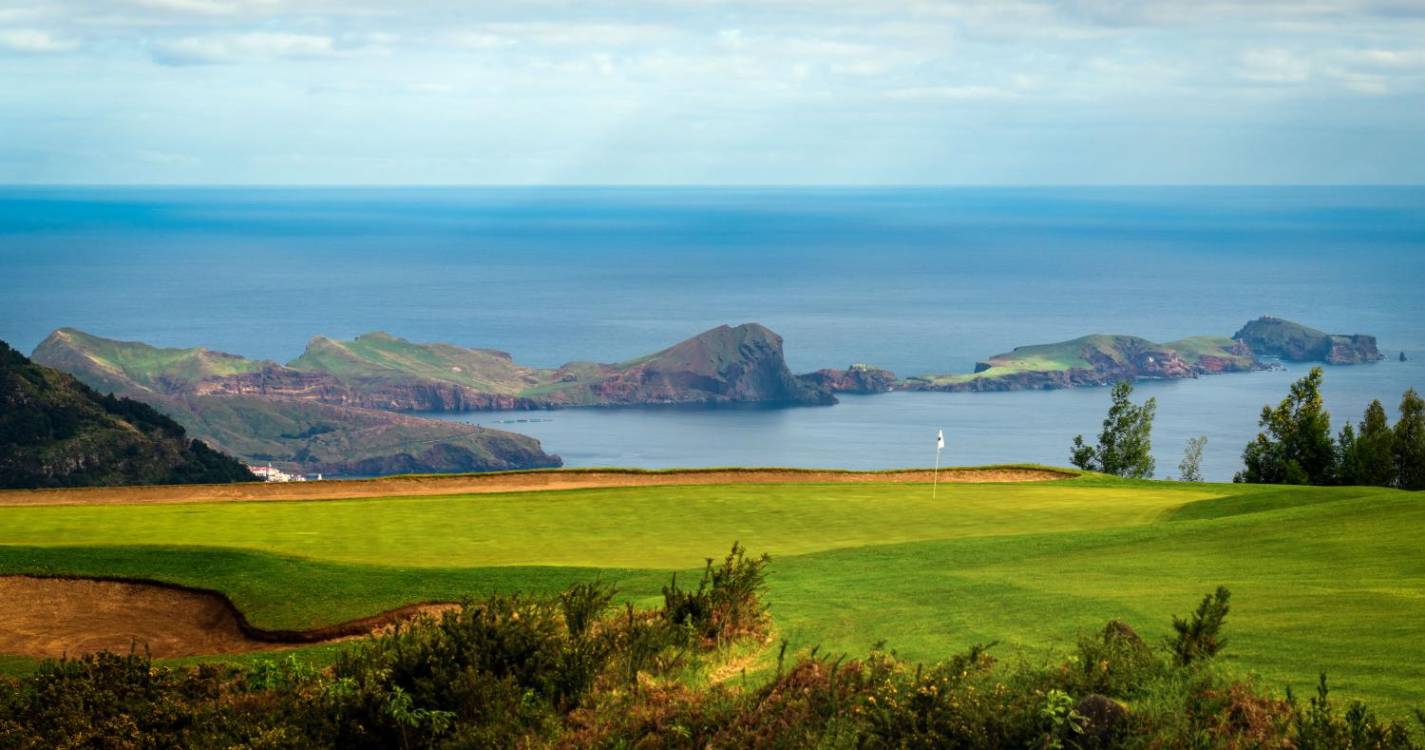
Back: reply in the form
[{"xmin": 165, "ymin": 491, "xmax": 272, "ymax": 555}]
[{"xmin": 936, "ymin": 429, "xmax": 944, "ymax": 450}]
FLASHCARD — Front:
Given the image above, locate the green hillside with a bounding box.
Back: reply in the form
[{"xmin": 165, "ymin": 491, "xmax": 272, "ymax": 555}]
[
  {"xmin": 31, "ymin": 328, "xmax": 268, "ymax": 394},
  {"xmin": 0, "ymin": 340, "xmax": 255, "ymax": 488},
  {"xmin": 1, "ymin": 473, "xmax": 1420, "ymax": 715},
  {"xmin": 288, "ymin": 331, "xmax": 544, "ymax": 393}
]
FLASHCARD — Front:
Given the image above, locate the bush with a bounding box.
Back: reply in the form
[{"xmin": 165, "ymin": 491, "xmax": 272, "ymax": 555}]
[
  {"xmin": 1169, "ymin": 586, "xmax": 1231, "ymax": 666},
  {"xmin": 0, "ymin": 567, "xmax": 1418, "ymax": 750},
  {"xmin": 662, "ymin": 542, "xmax": 771, "ymax": 646}
]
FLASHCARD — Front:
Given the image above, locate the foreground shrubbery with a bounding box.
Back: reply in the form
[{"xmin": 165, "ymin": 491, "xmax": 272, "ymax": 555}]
[{"xmin": 0, "ymin": 546, "xmax": 1419, "ymax": 749}]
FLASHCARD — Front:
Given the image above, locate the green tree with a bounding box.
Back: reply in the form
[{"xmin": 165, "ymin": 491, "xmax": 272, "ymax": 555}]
[
  {"xmin": 1396, "ymin": 388, "xmax": 1425, "ymax": 491},
  {"xmin": 1336, "ymin": 421, "xmax": 1360, "ymax": 485},
  {"xmin": 1352, "ymin": 400, "xmax": 1397, "ymax": 487},
  {"xmin": 1235, "ymin": 367, "xmax": 1337, "ymax": 485},
  {"xmin": 1177, "ymin": 435, "xmax": 1207, "ymax": 482},
  {"xmin": 1070, "ymin": 380, "xmax": 1157, "ymax": 479}
]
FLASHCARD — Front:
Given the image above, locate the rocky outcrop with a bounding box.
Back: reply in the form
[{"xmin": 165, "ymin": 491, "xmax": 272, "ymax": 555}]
[
  {"xmin": 1233, "ymin": 316, "xmax": 1383, "ymax": 364},
  {"xmin": 524, "ymin": 324, "xmax": 836, "ymax": 407},
  {"xmin": 193, "ymin": 365, "xmax": 550, "ymax": 412},
  {"xmin": 308, "ymin": 436, "xmax": 562, "ymax": 477},
  {"xmin": 798, "ymin": 364, "xmax": 898, "ymax": 394},
  {"xmin": 902, "ymin": 336, "xmax": 1205, "ymax": 393}
]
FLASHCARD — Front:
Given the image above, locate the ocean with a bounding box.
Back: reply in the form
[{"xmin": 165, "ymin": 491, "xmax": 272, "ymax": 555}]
[{"xmin": 3, "ymin": 186, "xmax": 1422, "ymax": 480}]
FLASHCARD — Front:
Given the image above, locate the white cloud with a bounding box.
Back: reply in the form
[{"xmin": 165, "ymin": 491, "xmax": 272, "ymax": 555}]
[
  {"xmin": 150, "ymin": 31, "xmax": 335, "ymax": 65},
  {"xmin": 132, "ymin": 0, "xmax": 238, "ymax": 15},
  {"xmin": 1238, "ymin": 48, "xmax": 1312, "ymax": 83},
  {"xmin": 884, "ymin": 84, "xmax": 1019, "ymax": 100},
  {"xmin": 446, "ymin": 22, "xmax": 679, "ymax": 50},
  {"xmin": 1340, "ymin": 48, "xmax": 1425, "ymax": 69},
  {"xmin": 0, "ymin": 28, "xmax": 79, "ymax": 53}
]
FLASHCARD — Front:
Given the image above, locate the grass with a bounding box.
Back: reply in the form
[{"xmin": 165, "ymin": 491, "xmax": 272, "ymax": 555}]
[{"xmin": 0, "ymin": 473, "xmax": 1421, "ymax": 716}]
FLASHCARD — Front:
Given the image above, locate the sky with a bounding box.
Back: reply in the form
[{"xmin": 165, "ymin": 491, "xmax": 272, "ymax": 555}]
[{"xmin": 1, "ymin": 0, "xmax": 1424, "ymax": 185}]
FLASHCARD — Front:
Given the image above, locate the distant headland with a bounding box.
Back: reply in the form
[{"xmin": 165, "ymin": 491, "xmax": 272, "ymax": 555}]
[{"xmin": 27, "ymin": 316, "xmax": 1382, "ymax": 477}]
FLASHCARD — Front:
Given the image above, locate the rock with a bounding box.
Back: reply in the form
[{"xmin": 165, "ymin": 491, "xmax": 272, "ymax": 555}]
[
  {"xmin": 1075, "ymin": 694, "xmax": 1131, "ymax": 749},
  {"xmin": 1233, "ymin": 316, "xmax": 1383, "ymax": 364},
  {"xmin": 798, "ymin": 364, "xmax": 897, "ymax": 394}
]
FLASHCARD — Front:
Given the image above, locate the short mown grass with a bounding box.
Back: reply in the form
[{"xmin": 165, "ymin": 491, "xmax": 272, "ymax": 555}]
[{"xmin": 0, "ymin": 473, "xmax": 1420, "ymax": 716}]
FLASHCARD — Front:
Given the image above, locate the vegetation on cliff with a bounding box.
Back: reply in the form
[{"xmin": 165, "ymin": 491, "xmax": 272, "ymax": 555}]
[{"xmin": 0, "ymin": 339, "xmax": 254, "ymax": 488}]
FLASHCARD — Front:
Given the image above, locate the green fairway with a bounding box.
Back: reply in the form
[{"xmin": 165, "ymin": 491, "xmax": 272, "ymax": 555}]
[{"xmin": 0, "ymin": 473, "xmax": 1421, "ymax": 716}]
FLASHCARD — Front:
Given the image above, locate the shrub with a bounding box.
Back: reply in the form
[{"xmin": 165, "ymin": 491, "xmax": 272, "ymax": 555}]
[
  {"xmin": 662, "ymin": 541, "xmax": 771, "ymax": 646},
  {"xmin": 1169, "ymin": 586, "xmax": 1231, "ymax": 666}
]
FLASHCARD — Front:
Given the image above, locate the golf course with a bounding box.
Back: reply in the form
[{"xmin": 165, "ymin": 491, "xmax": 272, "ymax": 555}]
[{"xmin": 0, "ymin": 466, "xmax": 1421, "ymax": 718}]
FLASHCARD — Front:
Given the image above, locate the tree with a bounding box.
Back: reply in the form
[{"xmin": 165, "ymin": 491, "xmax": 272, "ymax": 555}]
[
  {"xmin": 1177, "ymin": 436, "xmax": 1207, "ymax": 482},
  {"xmin": 1336, "ymin": 421, "xmax": 1360, "ymax": 486},
  {"xmin": 1070, "ymin": 380, "xmax": 1157, "ymax": 479},
  {"xmin": 1235, "ymin": 367, "xmax": 1336, "ymax": 485},
  {"xmin": 1396, "ymin": 388, "xmax": 1425, "ymax": 491},
  {"xmin": 1351, "ymin": 400, "xmax": 1397, "ymax": 487}
]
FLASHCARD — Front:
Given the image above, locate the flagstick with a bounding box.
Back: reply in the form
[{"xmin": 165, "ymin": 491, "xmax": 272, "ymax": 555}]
[{"xmin": 933, "ymin": 445, "xmax": 941, "ymax": 499}]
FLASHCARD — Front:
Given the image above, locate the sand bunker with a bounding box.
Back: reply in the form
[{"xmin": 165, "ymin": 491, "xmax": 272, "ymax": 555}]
[
  {"xmin": 0, "ymin": 466, "xmax": 1074, "ymax": 508},
  {"xmin": 0, "ymin": 576, "xmax": 454, "ymax": 660}
]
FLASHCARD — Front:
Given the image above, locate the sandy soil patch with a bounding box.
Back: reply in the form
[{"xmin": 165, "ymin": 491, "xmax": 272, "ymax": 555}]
[
  {"xmin": 0, "ymin": 576, "xmax": 454, "ymax": 660},
  {"xmin": 0, "ymin": 467, "xmax": 1073, "ymax": 508}
]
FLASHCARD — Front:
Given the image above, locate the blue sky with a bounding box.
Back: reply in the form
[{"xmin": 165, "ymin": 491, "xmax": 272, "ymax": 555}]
[{"xmin": 1, "ymin": 0, "xmax": 1423, "ymax": 184}]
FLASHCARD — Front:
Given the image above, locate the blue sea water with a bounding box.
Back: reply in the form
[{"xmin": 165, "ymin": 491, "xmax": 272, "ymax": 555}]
[{"xmin": 2, "ymin": 186, "xmax": 1422, "ymax": 480}]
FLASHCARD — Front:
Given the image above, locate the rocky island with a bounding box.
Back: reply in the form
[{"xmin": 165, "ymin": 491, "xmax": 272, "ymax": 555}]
[
  {"xmin": 1232, "ymin": 316, "xmax": 1383, "ymax": 365},
  {"xmin": 900, "ymin": 317, "xmax": 1377, "ymax": 393}
]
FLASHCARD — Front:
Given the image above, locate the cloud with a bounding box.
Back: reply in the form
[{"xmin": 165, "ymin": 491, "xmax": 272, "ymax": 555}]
[
  {"xmin": 149, "ymin": 31, "xmax": 335, "ymax": 65},
  {"xmin": 884, "ymin": 84, "xmax": 1019, "ymax": 101},
  {"xmin": 1238, "ymin": 48, "xmax": 1312, "ymax": 83},
  {"xmin": 1340, "ymin": 48, "xmax": 1425, "ymax": 69},
  {"xmin": 445, "ymin": 22, "xmax": 680, "ymax": 50},
  {"xmin": 0, "ymin": 29, "xmax": 79, "ymax": 53},
  {"xmin": 131, "ymin": 0, "xmax": 238, "ymax": 15}
]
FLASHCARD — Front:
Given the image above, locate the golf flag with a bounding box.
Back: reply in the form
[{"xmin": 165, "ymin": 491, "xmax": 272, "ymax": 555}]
[{"xmin": 936, "ymin": 429, "xmax": 944, "ymax": 450}]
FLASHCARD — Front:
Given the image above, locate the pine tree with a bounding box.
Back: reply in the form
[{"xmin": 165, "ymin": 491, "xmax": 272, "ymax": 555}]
[
  {"xmin": 1396, "ymin": 388, "xmax": 1425, "ymax": 491},
  {"xmin": 1355, "ymin": 400, "xmax": 1397, "ymax": 487},
  {"xmin": 1069, "ymin": 380, "xmax": 1157, "ymax": 479}
]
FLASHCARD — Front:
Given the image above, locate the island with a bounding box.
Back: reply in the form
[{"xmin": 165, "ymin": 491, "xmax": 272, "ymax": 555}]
[{"xmin": 900, "ymin": 317, "xmax": 1380, "ymax": 392}]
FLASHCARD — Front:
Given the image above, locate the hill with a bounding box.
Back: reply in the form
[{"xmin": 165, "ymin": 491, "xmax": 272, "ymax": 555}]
[
  {"xmin": 31, "ymin": 332, "xmax": 562, "ymax": 478},
  {"xmin": 1233, "ymin": 316, "xmax": 1384, "ymax": 364},
  {"xmin": 36, "ymin": 323, "xmax": 835, "ymax": 411},
  {"xmin": 0, "ymin": 339, "xmax": 255, "ymax": 488}
]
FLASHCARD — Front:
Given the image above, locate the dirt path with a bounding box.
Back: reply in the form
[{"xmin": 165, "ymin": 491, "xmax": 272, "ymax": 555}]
[
  {"xmin": 0, "ymin": 466, "xmax": 1073, "ymax": 507},
  {"xmin": 0, "ymin": 576, "xmax": 456, "ymax": 660}
]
